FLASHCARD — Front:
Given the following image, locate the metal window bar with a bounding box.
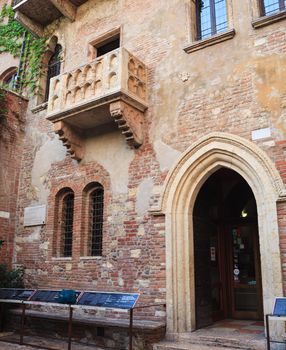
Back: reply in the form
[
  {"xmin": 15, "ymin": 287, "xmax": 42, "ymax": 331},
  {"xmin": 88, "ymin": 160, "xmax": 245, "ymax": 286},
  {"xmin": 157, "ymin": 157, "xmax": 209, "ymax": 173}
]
[
  {"xmin": 62, "ymin": 193, "xmax": 74, "ymax": 257},
  {"xmin": 89, "ymin": 187, "xmax": 104, "ymax": 256},
  {"xmin": 197, "ymin": 0, "xmax": 228, "ymax": 40},
  {"xmin": 45, "ymin": 45, "xmax": 62, "ymax": 102},
  {"xmin": 261, "ymin": 0, "xmax": 286, "ymax": 15}
]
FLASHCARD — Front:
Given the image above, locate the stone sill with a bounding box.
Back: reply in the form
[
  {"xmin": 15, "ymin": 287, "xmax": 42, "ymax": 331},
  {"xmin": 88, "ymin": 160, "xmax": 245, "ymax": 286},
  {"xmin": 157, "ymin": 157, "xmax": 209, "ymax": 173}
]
[
  {"xmin": 184, "ymin": 29, "xmax": 236, "ymax": 54},
  {"xmin": 80, "ymin": 256, "xmax": 102, "ymax": 260},
  {"xmin": 252, "ymin": 10, "xmax": 286, "ymax": 28},
  {"xmin": 31, "ymin": 101, "xmax": 48, "ymax": 114},
  {"xmin": 51, "ymin": 257, "xmax": 72, "ymax": 261}
]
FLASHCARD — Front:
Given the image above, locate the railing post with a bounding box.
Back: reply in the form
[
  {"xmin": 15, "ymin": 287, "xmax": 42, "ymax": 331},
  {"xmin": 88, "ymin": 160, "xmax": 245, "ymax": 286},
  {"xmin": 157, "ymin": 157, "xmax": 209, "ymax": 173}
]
[
  {"xmin": 20, "ymin": 302, "xmax": 26, "ymax": 345},
  {"xmin": 129, "ymin": 308, "xmax": 133, "ymax": 350},
  {"xmin": 266, "ymin": 314, "xmax": 271, "ymax": 350},
  {"xmin": 67, "ymin": 305, "xmax": 73, "ymax": 350}
]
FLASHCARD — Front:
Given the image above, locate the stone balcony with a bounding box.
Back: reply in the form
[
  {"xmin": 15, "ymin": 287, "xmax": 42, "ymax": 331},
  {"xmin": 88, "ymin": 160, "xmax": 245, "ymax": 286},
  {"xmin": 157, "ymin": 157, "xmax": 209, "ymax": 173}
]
[
  {"xmin": 13, "ymin": 0, "xmax": 88, "ymax": 37},
  {"xmin": 46, "ymin": 48, "xmax": 148, "ymax": 160}
]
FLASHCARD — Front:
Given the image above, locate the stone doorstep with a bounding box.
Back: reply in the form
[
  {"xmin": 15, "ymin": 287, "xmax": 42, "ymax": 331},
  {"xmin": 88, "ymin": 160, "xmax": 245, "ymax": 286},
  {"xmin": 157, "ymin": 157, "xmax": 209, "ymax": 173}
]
[
  {"xmin": 153, "ymin": 334, "xmax": 266, "ymax": 350},
  {"xmin": 10, "ymin": 308, "xmax": 166, "ymax": 332},
  {"xmin": 153, "ymin": 341, "xmax": 264, "ymax": 350}
]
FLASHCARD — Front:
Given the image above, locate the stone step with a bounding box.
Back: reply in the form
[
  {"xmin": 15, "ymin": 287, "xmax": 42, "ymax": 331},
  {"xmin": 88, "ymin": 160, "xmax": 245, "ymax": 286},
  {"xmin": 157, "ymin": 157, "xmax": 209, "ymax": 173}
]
[
  {"xmin": 153, "ymin": 341, "xmax": 240, "ymax": 350},
  {"xmin": 153, "ymin": 335, "xmax": 266, "ymax": 350}
]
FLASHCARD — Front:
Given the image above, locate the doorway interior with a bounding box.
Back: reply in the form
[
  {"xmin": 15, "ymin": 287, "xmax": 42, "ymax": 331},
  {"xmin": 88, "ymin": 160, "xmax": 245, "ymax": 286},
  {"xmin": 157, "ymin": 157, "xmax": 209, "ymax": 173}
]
[{"xmin": 193, "ymin": 168, "xmax": 263, "ymax": 329}]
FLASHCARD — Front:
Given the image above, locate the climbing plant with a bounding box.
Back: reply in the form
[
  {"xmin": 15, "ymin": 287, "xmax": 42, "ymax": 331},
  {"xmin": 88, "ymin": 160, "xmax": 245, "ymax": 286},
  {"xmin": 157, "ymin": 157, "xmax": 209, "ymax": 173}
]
[
  {"xmin": 0, "ymin": 240, "xmax": 24, "ymax": 288},
  {"xmin": 0, "ymin": 4, "xmax": 46, "ymax": 95}
]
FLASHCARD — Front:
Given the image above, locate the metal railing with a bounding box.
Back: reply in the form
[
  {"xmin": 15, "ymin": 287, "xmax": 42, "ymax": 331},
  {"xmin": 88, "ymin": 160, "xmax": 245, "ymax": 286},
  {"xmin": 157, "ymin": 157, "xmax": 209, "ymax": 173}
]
[{"xmin": 12, "ymin": 0, "xmax": 24, "ymax": 7}]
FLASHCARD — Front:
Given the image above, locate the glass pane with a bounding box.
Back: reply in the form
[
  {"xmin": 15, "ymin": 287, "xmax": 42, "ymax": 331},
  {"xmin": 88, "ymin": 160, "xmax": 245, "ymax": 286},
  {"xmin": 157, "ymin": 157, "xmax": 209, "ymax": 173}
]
[
  {"xmin": 200, "ymin": 0, "xmax": 212, "ymax": 39},
  {"xmin": 215, "ymin": 0, "xmax": 228, "ymax": 33},
  {"xmin": 263, "ymin": 0, "xmax": 286, "ymax": 15},
  {"xmin": 231, "ymin": 226, "xmax": 258, "ymax": 312}
]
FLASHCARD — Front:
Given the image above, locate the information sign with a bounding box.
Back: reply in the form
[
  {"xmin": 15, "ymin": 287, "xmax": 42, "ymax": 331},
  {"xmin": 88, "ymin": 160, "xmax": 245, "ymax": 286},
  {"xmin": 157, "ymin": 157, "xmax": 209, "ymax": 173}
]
[
  {"xmin": 77, "ymin": 292, "xmax": 139, "ymax": 309},
  {"xmin": 0, "ymin": 288, "xmax": 35, "ymax": 301},
  {"xmin": 29, "ymin": 290, "xmax": 60, "ymax": 303},
  {"xmin": 273, "ymin": 298, "xmax": 286, "ymax": 316}
]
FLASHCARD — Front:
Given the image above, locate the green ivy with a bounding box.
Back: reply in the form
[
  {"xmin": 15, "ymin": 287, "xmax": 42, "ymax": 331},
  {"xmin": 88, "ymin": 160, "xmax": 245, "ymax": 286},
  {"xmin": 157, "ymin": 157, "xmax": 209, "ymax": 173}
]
[
  {"xmin": 0, "ymin": 241, "xmax": 24, "ymax": 288},
  {"xmin": 0, "ymin": 4, "xmax": 46, "ymax": 95}
]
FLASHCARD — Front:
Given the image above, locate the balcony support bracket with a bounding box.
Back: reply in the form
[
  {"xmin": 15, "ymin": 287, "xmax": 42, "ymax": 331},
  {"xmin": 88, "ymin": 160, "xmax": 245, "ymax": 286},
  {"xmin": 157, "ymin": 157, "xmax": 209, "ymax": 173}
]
[
  {"xmin": 110, "ymin": 101, "xmax": 144, "ymax": 148},
  {"xmin": 54, "ymin": 121, "xmax": 84, "ymax": 161},
  {"xmin": 49, "ymin": 0, "xmax": 77, "ymax": 21}
]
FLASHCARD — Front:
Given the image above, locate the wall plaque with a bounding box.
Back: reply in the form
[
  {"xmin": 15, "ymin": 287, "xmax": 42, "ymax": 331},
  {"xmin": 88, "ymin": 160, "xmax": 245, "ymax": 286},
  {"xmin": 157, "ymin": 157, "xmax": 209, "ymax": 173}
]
[{"xmin": 24, "ymin": 205, "xmax": 46, "ymax": 226}]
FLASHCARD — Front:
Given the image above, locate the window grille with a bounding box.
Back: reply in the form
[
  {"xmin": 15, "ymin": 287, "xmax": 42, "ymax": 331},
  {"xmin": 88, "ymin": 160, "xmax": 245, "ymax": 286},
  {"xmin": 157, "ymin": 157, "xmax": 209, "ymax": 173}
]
[
  {"xmin": 197, "ymin": 0, "xmax": 228, "ymax": 40},
  {"xmin": 261, "ymin": 0, "xmax": 286, "ymax": 15},
  {"xmin": 89, "ymin": 186, "xmax": 104, "ymax": 256},
  {"xmin": 62, "ymin": 193, "xmax": 74, "ymax": 257},
  {"xmin": 45, "ymin": 44, "xmax": 62, "ymax": 101}
]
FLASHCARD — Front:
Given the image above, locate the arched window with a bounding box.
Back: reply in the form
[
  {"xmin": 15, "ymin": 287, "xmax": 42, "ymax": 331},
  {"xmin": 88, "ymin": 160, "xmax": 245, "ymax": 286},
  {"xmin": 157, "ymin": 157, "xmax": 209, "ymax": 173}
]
[
  {"xmin": 89, "ymin": 185, "xmax": 104, "ymax": 256},
  {"xmin": 61, "ymin": 191, "xmax": 74, "ymax": 257},
  {"xmin": 0, "ymin": 67, "xmax": 18, "ymax": 90},
  {"xmin": 45, "ymin": 44, "xmax": 62, "ymax": 101},
  {"xmin": 196, "ymin": 0, "xmax": 228, "ymax": 40}
]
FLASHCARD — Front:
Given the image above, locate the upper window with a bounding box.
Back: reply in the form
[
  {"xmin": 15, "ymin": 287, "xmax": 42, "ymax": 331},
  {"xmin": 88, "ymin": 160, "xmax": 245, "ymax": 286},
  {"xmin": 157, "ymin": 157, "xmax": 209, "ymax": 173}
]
[
  {"xmin": 45, "ymin": 44, "xmax": 62, "ymax": 101},
  {"xmin": 96, "ymin": 35, "xmax": 120, "ymax": 57},
  {"xmin": 260, "ymin": 0, "xmax": 286, "ymax": 15},
  {"xmin": 89, "ymin": 185, "xmax": 104, "ymax": 256},
  {"xmin": 196, "ymin": 0, "xmax": 228, "ymax": 40}
]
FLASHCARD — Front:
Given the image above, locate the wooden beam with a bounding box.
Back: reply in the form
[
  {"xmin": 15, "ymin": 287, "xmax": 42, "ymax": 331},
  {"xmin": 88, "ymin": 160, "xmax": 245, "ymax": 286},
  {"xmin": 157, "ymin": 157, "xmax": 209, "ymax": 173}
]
[
  {"xmin": 49, "ymin": 0, "xmax": 77, "ymax": 21},
  {"xmin": 14, "ymin": 11, "xmax": 44, "ymax": 37}
]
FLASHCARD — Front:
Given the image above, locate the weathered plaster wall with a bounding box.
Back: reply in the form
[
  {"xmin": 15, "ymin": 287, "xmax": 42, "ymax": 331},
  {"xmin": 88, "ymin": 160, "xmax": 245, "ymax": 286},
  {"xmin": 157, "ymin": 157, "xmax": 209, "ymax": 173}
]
[{"xmin": 9, "ymin": 0, "xmax": 286, "ymax": 326}]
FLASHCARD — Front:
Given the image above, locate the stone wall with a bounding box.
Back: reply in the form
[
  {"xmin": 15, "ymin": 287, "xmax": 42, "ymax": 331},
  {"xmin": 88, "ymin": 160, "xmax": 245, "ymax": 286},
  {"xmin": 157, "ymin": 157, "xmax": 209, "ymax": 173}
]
[
  {"xmin": 1, "ymin": 0, "xmax": 285, "ymax": 333},
  {"xmin": 0, "ymin": 90, "xmax": 28, "ymax": 266}
]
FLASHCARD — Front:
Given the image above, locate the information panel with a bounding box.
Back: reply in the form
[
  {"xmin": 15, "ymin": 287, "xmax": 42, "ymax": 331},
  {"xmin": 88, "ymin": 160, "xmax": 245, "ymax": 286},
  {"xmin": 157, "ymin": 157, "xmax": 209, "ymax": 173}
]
[
  {"xmin": 273, "ymin": 298, "xmax": 286, "ymax": 316},
  {"xmin": 29, "ymin": 290, "xmax": 61, "ymax": 303},
  {"xmin": 0, "ymin": 289, "xmax": 35, "ymax": 301},
  {"xmin": 77, "ymin": 292, "xmax": 139, "ymax": 309}
]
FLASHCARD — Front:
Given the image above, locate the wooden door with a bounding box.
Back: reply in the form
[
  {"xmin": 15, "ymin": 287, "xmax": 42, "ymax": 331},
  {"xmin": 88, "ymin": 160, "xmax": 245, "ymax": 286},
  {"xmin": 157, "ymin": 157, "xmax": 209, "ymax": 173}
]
[{"xmin": 228, "ymin": 225, "xmax": 263, "ymax": 320}]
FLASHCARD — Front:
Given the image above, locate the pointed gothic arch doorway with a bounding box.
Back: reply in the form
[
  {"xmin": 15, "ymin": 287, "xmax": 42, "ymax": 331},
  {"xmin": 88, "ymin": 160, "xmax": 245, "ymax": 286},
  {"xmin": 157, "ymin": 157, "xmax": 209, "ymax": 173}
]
[{"xmin": 193, "ymin": 168, "xmax": 263, "ymax": 329}]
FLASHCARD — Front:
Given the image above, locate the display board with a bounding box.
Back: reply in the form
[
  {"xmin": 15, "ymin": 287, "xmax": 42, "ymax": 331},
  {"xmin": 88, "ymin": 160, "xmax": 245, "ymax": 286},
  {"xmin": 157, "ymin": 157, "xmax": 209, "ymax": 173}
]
[
  {"xmin": 0, "ymin": 289, "xmax": 35, "ymax": 301},
  {"xmin": 77, "ymin": 292, "xmax": 139, "ymax": 309},
  {"xmin": 29, "ymin": 290, "xmax": 61, "ymax": 303},
  {"xmin": 272, "ymin": 298, "xmax": 286, "ymax": 316}
]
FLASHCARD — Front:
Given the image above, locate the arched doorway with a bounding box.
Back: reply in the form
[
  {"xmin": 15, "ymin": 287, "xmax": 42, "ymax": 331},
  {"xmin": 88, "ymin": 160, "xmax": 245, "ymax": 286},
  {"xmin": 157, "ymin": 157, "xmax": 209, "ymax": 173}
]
[
  {"xmin": 193, "ymin": 168, "xmax": 263, "ymax": 329},
  {"xmin": 154, "ymin": 132, "xmax": 285, "ymax": 336}
]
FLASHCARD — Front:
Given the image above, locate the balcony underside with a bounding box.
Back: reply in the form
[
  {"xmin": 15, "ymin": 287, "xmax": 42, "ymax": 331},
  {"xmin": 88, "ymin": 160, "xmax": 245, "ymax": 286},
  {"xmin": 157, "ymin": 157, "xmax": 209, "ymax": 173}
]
[
  {"xmin": 13, "ymin": 0, "xmax": 88, "ymax": 36},
  {"xmin": 48, "ymin": 92, "xmax": 146, "ymax": 161}
]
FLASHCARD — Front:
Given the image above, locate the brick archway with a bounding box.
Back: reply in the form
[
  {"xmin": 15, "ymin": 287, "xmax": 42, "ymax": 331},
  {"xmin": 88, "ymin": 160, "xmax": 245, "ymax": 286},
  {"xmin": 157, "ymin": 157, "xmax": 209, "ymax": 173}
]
[{"xmin": 154, "ymin": 132, "xmax": 286, "ymax": 337}]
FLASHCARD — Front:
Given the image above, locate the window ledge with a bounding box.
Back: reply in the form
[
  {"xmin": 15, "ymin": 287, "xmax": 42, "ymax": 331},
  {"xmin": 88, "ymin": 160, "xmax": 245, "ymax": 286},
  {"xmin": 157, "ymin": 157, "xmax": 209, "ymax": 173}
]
[
  {"xmin": 31, "ymin": 101, "xmax": 48, "ymax": 114},
  {"xmin": 184, "ymin": 29, "xmax": 236, "ymax": 54},
  {"xmin": 80, "ymin": 256, "xmax": 102, "ymax": 260},
  {"xmin": 51, "ymin": 257, "xmax": 72, "ymax": 261},
  {"xmin": 252, "ymin": 10, "xmax": 286, "ymax": 29}
]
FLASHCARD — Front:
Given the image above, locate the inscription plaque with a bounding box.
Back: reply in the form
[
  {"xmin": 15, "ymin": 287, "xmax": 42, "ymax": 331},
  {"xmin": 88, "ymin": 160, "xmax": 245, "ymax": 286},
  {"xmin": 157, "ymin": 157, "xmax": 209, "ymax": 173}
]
[{"xmin": 24, "ymin": 205, "xmax": 46, "ymax": 226}]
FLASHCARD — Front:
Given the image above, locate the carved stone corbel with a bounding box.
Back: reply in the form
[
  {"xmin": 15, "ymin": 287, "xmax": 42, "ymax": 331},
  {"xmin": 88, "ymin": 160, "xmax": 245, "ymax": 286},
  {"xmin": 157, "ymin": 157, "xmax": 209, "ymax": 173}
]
[
  {"xmin": 53, "ymin": 121, "xmax": 84, "ymax": 161},
  {"xmin": 110, "ymin": 101, "xmax": 144, "ymax": 147}
]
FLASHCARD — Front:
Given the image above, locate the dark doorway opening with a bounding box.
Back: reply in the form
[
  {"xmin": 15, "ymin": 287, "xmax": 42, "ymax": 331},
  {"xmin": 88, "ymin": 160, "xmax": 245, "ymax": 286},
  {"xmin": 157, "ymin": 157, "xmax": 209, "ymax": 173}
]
[{"xmin": 193, "ymin": 168, "xmax": 263, "ymax": 329}]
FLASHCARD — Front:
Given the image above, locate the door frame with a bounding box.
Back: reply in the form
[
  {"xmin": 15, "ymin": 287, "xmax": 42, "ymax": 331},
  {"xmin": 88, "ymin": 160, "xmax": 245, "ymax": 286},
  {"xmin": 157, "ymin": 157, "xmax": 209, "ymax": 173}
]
[{"xmin": 152, "ymin": 133, "xmax": 285, "ymax": 337}]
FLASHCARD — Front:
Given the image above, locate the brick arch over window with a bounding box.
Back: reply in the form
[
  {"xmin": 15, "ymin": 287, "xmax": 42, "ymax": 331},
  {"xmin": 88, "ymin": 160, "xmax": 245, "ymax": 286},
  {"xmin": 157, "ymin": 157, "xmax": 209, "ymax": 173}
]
[
  {"xmin": 53, "ymin": 187, "xmax": 75, "ymax": 257},
  {"xmin": 154, "ymin": 132, "xmax": 286, "ymax": 337},
  {"xmin": 81, "ymin": 182, "xmax": 104, "ymax": 257}
]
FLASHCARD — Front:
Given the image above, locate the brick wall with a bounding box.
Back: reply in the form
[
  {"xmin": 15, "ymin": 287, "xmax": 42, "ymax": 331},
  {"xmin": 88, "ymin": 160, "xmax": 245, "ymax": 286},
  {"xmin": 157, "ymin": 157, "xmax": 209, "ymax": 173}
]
[{"xmin": 0, "ymin": 90, "xmax": 28, "ymax": 266}]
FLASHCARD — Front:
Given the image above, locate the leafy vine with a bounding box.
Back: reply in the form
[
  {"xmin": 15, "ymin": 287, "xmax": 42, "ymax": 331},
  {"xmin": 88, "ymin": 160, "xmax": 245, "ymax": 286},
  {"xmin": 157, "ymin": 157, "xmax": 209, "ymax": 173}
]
[{"xmin": 0, "ymin": 4, "xmax": 46, "ymax": 95}]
